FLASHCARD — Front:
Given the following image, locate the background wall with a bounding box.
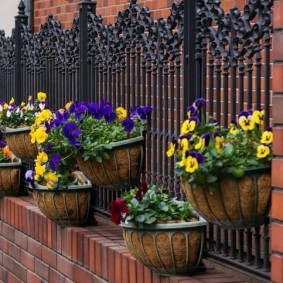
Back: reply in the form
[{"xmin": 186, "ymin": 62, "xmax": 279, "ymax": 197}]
[{"xmin": 0, "ymin": 0, "xmax": 18, "ymax": 36}]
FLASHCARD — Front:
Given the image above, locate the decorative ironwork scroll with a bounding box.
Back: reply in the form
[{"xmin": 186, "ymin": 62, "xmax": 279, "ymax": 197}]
[
  {"xmin": 195, "ymin": 0, "xmax": 273, "ymax": 125},
  {"xmin": 21, "ymin": 15, "xmax": 80, "ymax": 74},
  {"xmin": 0, "ymin": 30, "xmax": 15, "ymax": 73},
  {"xmin": 87, "ymin": 0, "xmax": 184, "ymax": 68}
]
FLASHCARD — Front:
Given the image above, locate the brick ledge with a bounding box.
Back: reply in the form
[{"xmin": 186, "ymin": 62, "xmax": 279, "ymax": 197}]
[{"xmin": 0, "ymin": 196, "xmax": 249, "ymax": 283}]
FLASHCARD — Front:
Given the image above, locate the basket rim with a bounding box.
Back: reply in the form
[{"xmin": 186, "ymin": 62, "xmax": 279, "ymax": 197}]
[
  {"xmin": 120, "ymin": 216, "xmax": 207, "ymax": 230},
  {"xmin": 4, "ymin": 126, "xmax": 31, "ymax": 133},
  {"xmin": 0, "ymin": 157, "xmax": 22, "ymax": 167},
  {"xmin": 34, "ymin": 172, "xmax": 92, "ymax": 191}
]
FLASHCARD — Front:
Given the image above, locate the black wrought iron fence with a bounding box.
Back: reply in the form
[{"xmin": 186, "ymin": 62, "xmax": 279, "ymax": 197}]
[{"xmin": 0, "ymin": 0, "xmax": 273, "ymax": 279}]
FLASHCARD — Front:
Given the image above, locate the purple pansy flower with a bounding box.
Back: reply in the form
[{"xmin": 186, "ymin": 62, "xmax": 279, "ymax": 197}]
[
  {"xmin": 193, "ymin": 98, "xmax": 206, "ymax": 109},
  {"xmin": 63, "ymin": 123, "xmax": 82, "ymax": 147},
  {"xmin": 0, "ymin": 140, "xmax": 6, "ymax": 148},
  {"xmin": 88, "ymin": 103, "xmax": 104, "ymax": 119},
  {"xmin": 49, "ymin": 153, "xmax": 61, "ymax": 171},
  {"xmin": 122, "ymin": 118, "xmax": 134, "ymax": 132},
  {"xmin": 25, "ymin": 170, "xmax": 35, "ymax": 188}
]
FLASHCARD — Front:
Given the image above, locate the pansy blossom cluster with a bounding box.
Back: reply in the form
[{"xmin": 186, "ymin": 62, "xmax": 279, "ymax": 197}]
[
  {"xmin": 167, "ymin": 98, "xmax": 273, "ymax": 187},
  {"xmin": 27, "ymin": 100, "xmax": 152, "ymax": 189},
  {"xmin": 46, "ymin": 100, "xmax": 153, "ymax": 162},
  {"xmin": 0, "ymin": 92, "xmax": 47, "ymax": 128}
]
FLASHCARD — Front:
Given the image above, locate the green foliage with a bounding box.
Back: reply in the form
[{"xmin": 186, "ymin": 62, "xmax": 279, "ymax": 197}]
[{"xmin": 118, "ymin": 184, "xmax": 195, "ymax": 224}]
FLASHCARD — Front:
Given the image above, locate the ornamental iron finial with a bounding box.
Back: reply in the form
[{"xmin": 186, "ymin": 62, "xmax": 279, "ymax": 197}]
[{"xmin": 18, "ymin": 0, "xmax": 25, "ymax": 15}]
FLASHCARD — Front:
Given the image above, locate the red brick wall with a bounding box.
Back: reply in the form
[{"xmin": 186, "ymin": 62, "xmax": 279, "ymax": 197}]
[
  {"xmin": 33, "ymin": 0, "xmax": 177, "ymax": 33},
  {"xmin": 32, "ymin": 0, "xmax": 249, "ymax": 33},
  {"xmin": 271, "ymin": 1, "xmax": 283, "ymax": 282},
  {"xmin": 0, "ymin": 196, "xmax": 151, "ymax": 283}
]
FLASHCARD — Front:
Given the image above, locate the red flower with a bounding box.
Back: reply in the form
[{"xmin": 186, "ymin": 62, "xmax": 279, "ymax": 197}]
[
  {"xmin": 109, "ymin": 198, "xmax": 129, "ymax": 225},
  {"xmin": 135, "ymin": 181, "xmax": 148, "ymax": 200}
]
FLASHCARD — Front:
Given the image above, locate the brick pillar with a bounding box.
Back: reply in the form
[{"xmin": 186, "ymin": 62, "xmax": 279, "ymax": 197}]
[{"xmin": 271, "ymin": 1, "xmax": 283, "ymax": 282}]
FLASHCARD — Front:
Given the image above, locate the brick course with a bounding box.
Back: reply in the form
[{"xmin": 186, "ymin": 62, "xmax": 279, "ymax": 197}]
[{"xmin": 272, "ymin": 1, "xmax": 283, "ymax": 283}]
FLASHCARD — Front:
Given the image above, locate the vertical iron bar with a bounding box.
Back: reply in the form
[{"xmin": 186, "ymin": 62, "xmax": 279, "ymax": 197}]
[
  {"xmin": 183, "ymin": 0, "xmax": 196, "ymax": 109},
  {"xmin": 146, "ymin": 59, "xmax": 152, "ymax": 184},
  {"xmin": 264, "ymin": 33, "xmax": 271, "ymax": 125},
  {"xmin": 208, "ymin": 223, "xmax": 214, "ymax": 251},
  {"xmin": 230, "ymin": 230, "xmax": 236, "ymax": 260},
  {"xmin": 15, "ymin": 0, "xmax": 28, "ymax": 103},
  {"xmin": 223, "ymin": 230, "xmax": 228, "ymax": 256},
  {"xmin": 238, "ymin": 58, "xmax": 245, "ymax": 111},
  {"xmin": 152, "ymin": 63, "xmax": 158, "ymax": 185},
  {"xmin": 238, "ymin": 229, "xmax": 244, "ymax": 262},
  {"xmin": 247, "ymin": 58, "xmax": 253, "ymax": 109},
  {"xmin": 255, "ymin": 53, "xmax": 261, "ymax": 109},
  {"xmin": 126, "ymin": 46, "xmax": 131, "ymax": 108},
  {"xmin": 254, "ymin": 226, "xmax": 261, "ymax": 268},
  {"xmin": 215, "ymin": 56, "xmax": 221, "ymax": 122},
  {"xmin": 246, "ymin": 228, "xmax": 253, "ymax": 265},
  {"xmin": 79, "ymin": 0, "xmax": 96, "ymax": 101},
  {"xmin": 163, "ymin": 64, "xmax": 169, "ymax": 188},
  {"xmin": 130, "ymin": 46, "xmax": 136, "ymax": 106},
  {"xmin": 208, "ymin": 55, "xmax": 214, "ymax": 117},
  {"xmin": 263, "ymin": 218, "xmax": 270, "ymax": 271},
  {"xmin": 136, "ymin": 46, "xmax": 141, "ymax": 106},
  {"xmin": 169, "ymin": 61, "xmax": 175, "ymax": 195},
  {"xmin": 215, "ymin": 226, "xmax": 221, "ymax": 253},
  {"xmin": 223, "ymin": 59, "xmax": 229, "ymax": 127}
]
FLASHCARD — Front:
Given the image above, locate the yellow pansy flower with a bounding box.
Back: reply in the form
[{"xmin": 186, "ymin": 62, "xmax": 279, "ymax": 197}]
[
  {"xmin": 181, "ymin": 118, "xmax": 198, "ymax": 135},
  {"xmin": 9, "ymin": 98, "xmax": 14, "ymax": 105},
  {"xmin": 238, "ymin": 112, "xmax": 255, "ymax": 131},
  {"xmin": 36, "ymin": 151, "xmax": 48, "ymax": 165},
  {"xmin": 35, "ymin": 109, "xmax": 53, "ymax": 126},
  {"xmin": 183, "ymin": 156, "xmax": 199, "ymax": 173},
  {"xmin": 261, "ymin": 131, "xmax": 273, "ymax": 145},
  {"xmin": 65, "ymin": 101, "xmax": 73, "ymax": 110},
  {"xmin": 257, "ymin": 145, "xmax": 270, "ymax": 158},
  {"xmin": 116, "ymin": 107, "xmax": 127, "ymax": 122},
  {"xmin": 195, "ymin": 136, "xmax": 204, "ymax": 150},
  {"xmin": 44, "ymin": 172, "xmax": 59, "ymax": 189},
  {"xmin": 37, "ymin": 92, "xmax": 47, "ymax": 102},
  {"xmin": 229, "ymin": 122, "xmax": 238, "ymax": 134},
  {"xmin": 215, "ymin": 136, "xmax": 224, "ymax": 153},
  {"xmin": 31, "ymin": 127, "xmax": 48, "ymax": 144},
  {"xmin": 166, "ymin": 143, "xmax": 175, "ymax": 157},
  {"xmin": 253, "ymin": 110, "xmax": 264, "ymax": 125},
  {"xmin": 35, "ymin": 163, "xmax": 46, "ymax": 178},
  {"xmin": 179, "ymin": 138, "xmax": 189, "ymax": 156}
]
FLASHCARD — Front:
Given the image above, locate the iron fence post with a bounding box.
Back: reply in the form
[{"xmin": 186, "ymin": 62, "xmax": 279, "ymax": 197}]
[
  {"xmin": 183, "ymin": 0, "xmax": 197, "ymax": 110},
  {"xmin": 79, "ymin": 0, "xmax": 96, "ymax": 102},
  {"xmin": 15, "ymin": 0, "xmax": 28, "ymax": 103}
]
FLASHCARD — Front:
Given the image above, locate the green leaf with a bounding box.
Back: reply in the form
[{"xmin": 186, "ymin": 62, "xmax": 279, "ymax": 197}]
[
  {"xmin": 206, "ymin": 174, "xmax": 218, "ymax": 183},
  {"xmin": 231, "ymin": 167, "xmax": 245, "ymax": 178},
  {"xmin": 145, "ymin": 217, "xmax": 156, "ymax": 224},
  {"xmin": 136, "ymin": 215, "xmax": 145, "ymax": 223}
]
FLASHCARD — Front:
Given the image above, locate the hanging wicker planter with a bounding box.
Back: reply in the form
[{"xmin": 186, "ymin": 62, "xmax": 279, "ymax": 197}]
[
  {"xmin": 121, "ymin": 217, "xmax": 207, "ymax": 276},
  {"xmin": 33, "ymin": 172, "xmax": 92, "ymax": 227},
  {"xmin": 181, "ymin": 165, "xmax": 271, "ymax": 230},
  {"xmin": 0, "ymin": 157, "xmax": 22, "ymax": 197},
  {"xmin": 76, "ymin": 136, "xmax": 144, "ymax": 190},
  {"xmin": 4, "ymin": 126, "xmax": 38, "ymax": 163}
]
